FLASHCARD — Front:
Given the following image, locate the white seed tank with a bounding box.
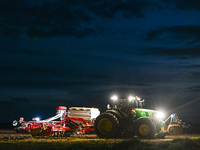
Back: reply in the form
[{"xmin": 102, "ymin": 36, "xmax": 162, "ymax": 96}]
[{"xmin": 68, "ymin": 107, "xmax": 100, "ymax": 121}]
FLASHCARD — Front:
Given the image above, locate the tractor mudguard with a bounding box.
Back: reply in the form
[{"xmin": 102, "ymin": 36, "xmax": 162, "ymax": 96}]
[
  {"xmin": 135, "ymin": 117, "xmax": 152, "ymax": 121},
  {"xmin": 106, "ymin": 109, "xmax": 124, "ymax": 120}
]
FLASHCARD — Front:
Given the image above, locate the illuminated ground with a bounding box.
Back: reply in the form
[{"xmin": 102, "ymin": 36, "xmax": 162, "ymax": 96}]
[
  {"xmin": 0, "ymin": 130, "xmax": 200, "ymax": 140},
  {"xmin": 0, "ymin": 130, "xmax": 200, "ymax": 150}
]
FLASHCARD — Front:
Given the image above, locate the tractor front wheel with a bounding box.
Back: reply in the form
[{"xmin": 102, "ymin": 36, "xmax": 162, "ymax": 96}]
[{"xmin": 135, "ymin": 118, "xmax": 156, "ymax": 139}]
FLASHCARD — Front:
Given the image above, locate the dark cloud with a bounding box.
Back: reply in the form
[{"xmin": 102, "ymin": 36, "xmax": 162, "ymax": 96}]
[
  {"xmin": 184, "ymin": 64, "xmax": 200, "ymax": 68},
  {"xmin": 183, "ymin": 66, "xmax": 200, "ymax": 78},
  {"xmin": 119, "ymin": 81, "xmax": 151, "ymax": 87},
  {"xmin": 0, "ymin": 65, "xmax": 110, "ymax": 87},
  {"xmin": 190, "ymin": 71, "xmax": 200, "ymax": 77},
  {"xmin": 0, "ymin": 24, "xmax": 23, "ymax": 37},
  {"xmin": 90, "ymin": 74, "xmax": 109, "ymax": 80},
  {"xmin": 0, "ymin": 97, "xmax": 29, "ymax": 105},
  {"xmin": 0, "ymin": 0, "xmax": 161, "ymax": 38},
  {"xmin": 0, "ymin": 81, "xmax": 96, "ymax": 89},
  {"xmin": 1, "ymin": 0, "xmax": 200, "ymax": 38},
  {"xmin": 0, "ymin": 65, "xmax": 17, "ymax": 73},
  {"xmin": 141, "ymin": 46, "xmax": 200, "ymax": 57},
  {"xmin": 31, "ymin": 67, "xmax": 110, "ymax": 80},
  {"xmin": 144, "ymin": 25, "xmax": 200, "ymax": 44},
  {"xmin": 26, "ymin": 26, "xmax": 95, "ymax": 38},
  {"xmin": 89, "ymin": 0, "xmax": 159, "ymax": 18},
  {"xmin": 0, "ymin": 0, "xmax": 94, "ymax": 38},
  {"xmin": 162, "ymin": 0, "xmax": 200, "ymax": 10},
  {"xmin": 187, "ymin": 86, "xmax": 200, "ymax": 92}
]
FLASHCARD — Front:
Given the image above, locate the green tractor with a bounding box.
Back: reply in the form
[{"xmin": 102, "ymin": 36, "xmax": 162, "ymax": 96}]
[{"xmin": 94, "ymin": 95, "xmax": 168, "ymax": 139}]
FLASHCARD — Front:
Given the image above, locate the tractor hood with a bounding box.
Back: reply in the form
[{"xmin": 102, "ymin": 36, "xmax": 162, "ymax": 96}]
[{"xmin": 134, "ymin": 108, "xmax": 165, "ymax": 120}]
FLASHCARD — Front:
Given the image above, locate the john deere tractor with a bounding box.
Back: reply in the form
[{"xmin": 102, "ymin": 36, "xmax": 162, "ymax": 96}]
[{"xmin": 94, "ymin": 95, "xmax": 167, "ymax": 139}]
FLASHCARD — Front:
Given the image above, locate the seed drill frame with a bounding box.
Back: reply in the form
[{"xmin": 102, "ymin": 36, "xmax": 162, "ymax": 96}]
[{"xmin": 13, "ymin": 106, "xmax": 100, "ymax": 136}]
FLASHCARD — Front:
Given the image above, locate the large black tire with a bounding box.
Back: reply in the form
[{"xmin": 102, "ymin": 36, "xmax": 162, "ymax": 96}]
[
  {"xmin": 135, "ymin": 118, "xmax": 156, "ymax": 139},
  {"xmin": 94, "ymin": 112, "xmax": 120, "ymax": 138}
]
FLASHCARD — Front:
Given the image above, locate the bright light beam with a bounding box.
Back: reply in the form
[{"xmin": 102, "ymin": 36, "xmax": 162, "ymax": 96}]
[
  {"xmin": 111, "ymin": 95, "xmax": 118, "ymax": 101},
  {"xmin": 128, "ymin": 96, "xmax": 135, "ymax": 102},
  {"xmin": 169, "ymin": 97, "xmax": 200, "ymax": 112}
]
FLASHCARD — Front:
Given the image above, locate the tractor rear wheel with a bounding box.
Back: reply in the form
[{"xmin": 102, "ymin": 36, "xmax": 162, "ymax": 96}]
[
  {"xmin": 135, "ymin": 118, "xmax": 156, "ymax": 139},
  {"xmin": 94, "ymin": 112, "xmax": 120, "ymax": 138}
]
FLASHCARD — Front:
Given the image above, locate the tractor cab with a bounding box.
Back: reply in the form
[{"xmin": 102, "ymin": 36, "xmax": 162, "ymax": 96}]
[{"xmin": 108, "ymin": 95, "xmax": 145, "ymax": 112}]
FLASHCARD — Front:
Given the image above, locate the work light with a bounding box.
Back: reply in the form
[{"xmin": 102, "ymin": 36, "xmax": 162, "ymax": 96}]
[
  {"xmin": 111, "ymin": 95, "xmax": 118, "ymax": 101},
  {"xmin": 156, "ymin": 112, "xmax": 165, "ymax": 119},
  {"xmin": 128, "ymin": 96, "xmax": 136, "ymax": 102}
]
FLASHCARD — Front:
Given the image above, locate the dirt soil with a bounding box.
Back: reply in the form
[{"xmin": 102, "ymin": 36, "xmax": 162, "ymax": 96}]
[{"xmin": 0, "ymin": 130, "xmax": 199, "ymax": 141}]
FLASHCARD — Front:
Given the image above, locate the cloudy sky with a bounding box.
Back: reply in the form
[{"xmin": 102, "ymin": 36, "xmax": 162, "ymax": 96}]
[{"xmin": 0, "ymin": 0, "xmax": 200, "ymax": 123}]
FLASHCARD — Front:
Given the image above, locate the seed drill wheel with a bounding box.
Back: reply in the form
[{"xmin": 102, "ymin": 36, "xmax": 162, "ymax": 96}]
[
  {"xmin": 94, "ymin": 112, "xmax": 120, "ymax": 138},
  {"xmin": 135, "ymin": 118, "xmax": 156, "ymax": 139},
  {"xmin": 167, "ymin": 124, "xmax": 183, "ymax": 135}
]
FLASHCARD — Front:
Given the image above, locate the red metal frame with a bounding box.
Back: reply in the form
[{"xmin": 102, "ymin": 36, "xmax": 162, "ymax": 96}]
[{"xmin": 14, "ymin": 109, "xmax": 95, "ymax": 136}]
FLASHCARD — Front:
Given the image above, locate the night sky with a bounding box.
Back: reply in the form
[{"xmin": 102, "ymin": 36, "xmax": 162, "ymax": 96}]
[{"xmin": 1, "ymin": 0, "xmax": 200, "ymax": 123}]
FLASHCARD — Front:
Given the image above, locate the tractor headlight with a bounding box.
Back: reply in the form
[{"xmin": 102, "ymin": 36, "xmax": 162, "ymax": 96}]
[
  {"xmin": 128, "ymin": 96, "xmax": 136, "ymax": 102},
  {"xmin": 111, "ymin": 95, "xmax": 118, "ymax": 101},
  {"xmin": 136, "ymin": 97, "xmax": 141, "ymax": 100},
  {"xmin": 155, "ymin": 112, "xmax": 165, "ymax": 120}
]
